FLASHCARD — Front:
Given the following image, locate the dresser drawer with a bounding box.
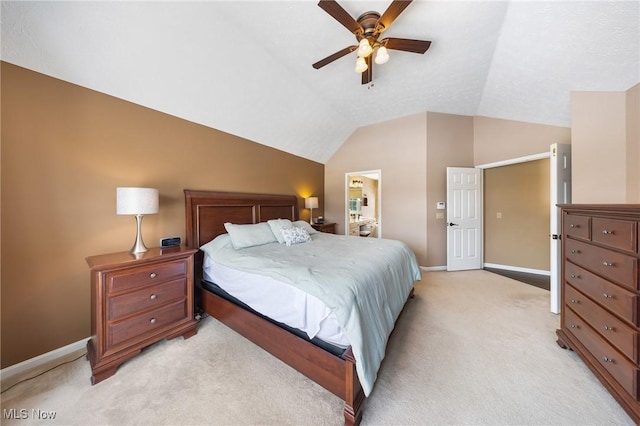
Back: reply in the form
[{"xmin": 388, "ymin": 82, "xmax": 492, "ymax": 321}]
[
  {"xmin": 565, "ymin": 307, "xmax": 640, "ymax": 400},
  {"xmin": 564, "ymin": 213, "xmax": 591, "ymax": 240},
  {"xmin": 566, "ymin": 238, "xmax": 638, "ymax": 290},
  {"xmin": 108, "ymin": 278, "xmax": 187, "ymax": 321},
  {"xmin": 566, "ymin": 262, "xmax": 640, "ymax": 326},
  {"xmin": 108, "ymin": 299, "xmax": 188, "ymax": 348},
  {"xmin": 107, "ymin": 259, "xmax": 188, "ymax": 293},
  {"xmin": 592, "ymin": 217, "xmax": 637, "ymax": 253},
  {"xmin": 565, "ymin": 284, "xmax": 639, "ymax": 363}
]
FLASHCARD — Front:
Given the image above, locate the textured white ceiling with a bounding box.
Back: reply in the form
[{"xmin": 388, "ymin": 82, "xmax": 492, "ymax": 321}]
[{"xmin": 2, "ymin": 1, "xmax": 639, "ymax": 164}]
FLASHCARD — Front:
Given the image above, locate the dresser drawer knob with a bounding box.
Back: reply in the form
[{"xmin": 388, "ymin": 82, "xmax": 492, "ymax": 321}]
[
  {"xmin": 570, "ymin": 274, "xmax": 579, "ymax": 279},
  {"xmin": 149, "ymin": 272, "xmax": 157, "ymax": 279},
  {"xmin": 570, "ymin": 324, "xmax": 578, "ymax": 329},
  {"xmin": 603, "ymin": 356, "xmax": 612, "ymax": 363},
  {"xmin": 570, "ymin": 224, "xmax": 579, "ymax": 228},
  {"xmin": 602, "ymin": 261, "xmax": 613, "ymax": 267},
  {"xmin": 603, "ymin": 293, "xmax": 612, "ymax": 299},
  {"xmin": 570, "ymin": 299, "xmax": 578, "ymax": 304},
  {"xmin": 570, "ymin": 249, "xmax": 580, "ymax": 254},
  {"xmin": 601, "ymin": 230, "xmax": 614, "ymax": 235},
  {"xmin": 150, "ymin": 318, "xmax": 157, "ymax": 324},
  {"xmin": 603, "ymin": 325, "xmax": 613, "ymax": 331},
  {"xmin": 150, "ymin": 294, "xmax": 157, "ymax": 300}
]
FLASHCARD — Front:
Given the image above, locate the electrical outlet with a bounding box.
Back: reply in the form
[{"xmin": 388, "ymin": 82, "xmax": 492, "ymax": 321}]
[{"xmin": 436, "ymin": 212, "xmax": 445, "ymax": 219}]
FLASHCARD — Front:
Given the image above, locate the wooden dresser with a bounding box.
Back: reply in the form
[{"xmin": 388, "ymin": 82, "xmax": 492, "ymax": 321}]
[
  {"xmin": 86, "ymin": 246, "xmax": 198, "ymax": 384},
  {"xmin": 556, "ymin": 204, "xmax": 640, "ymax": 422}
]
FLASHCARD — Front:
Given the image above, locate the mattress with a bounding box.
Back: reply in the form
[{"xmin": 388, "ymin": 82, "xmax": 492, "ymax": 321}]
[{"xmin": 203, "ymin": 255, "xmax": 350, "ymax": 348}]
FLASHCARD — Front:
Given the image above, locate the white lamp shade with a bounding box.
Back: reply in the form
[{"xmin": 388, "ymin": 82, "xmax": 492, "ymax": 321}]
[
  {"xmin": 305, "ymin": 197, "xmax": 319, "ymax": 209},
  {"xmin": 375, "ymin": 46, "xmax": 390, "ymax": 64},
  {"xmin": 355, "ymin": 56, "xmax": 368, "ymax": 73},
  {"xmin": 116, "ymin": 187, "xmax": 159, "ymax": 215}
]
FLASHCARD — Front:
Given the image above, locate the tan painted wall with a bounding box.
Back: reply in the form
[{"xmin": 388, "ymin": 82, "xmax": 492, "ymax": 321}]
[
  {"xmin": 426, "ymin": 112, "xmax": 474, "ymax": 266},
  {"xmin": 1, "ymin": 62, "xmax": 325, "ymax": 368},
  {"xmin": 325, "ymin": 113, "xmax": 429, "ymax": 265},
  {"xmin": 626, "ymin": 83, "xmax": 640, "ymax": 203},
  {"xmin": 325, "ymin": 112, "xmax": 474, "ymax": 268},
  {"xmin": 473, "ymin": 116, "xmax": 571, "ymax": 165},
  {"xmin": 484, "ymin": 159, "xmax": 550, "ymax": 270},
  {"xmin": 571, "ymin": 90, "xmax": 629, "ymax": 203}
]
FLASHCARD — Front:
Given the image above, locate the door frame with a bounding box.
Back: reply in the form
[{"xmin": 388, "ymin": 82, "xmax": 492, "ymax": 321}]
[
  {"xmin": 477, "ymin": 149, "xmax": 562, "ymax": 313},
  {"xmin": 344, "ymin": 170, "xmax": 382, "ymax": 238}
]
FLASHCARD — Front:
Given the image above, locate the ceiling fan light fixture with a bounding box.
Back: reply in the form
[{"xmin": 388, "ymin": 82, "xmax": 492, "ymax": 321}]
[
  {"xmin": 355, "ymin": 56, "xmax": 368, "ymax": 73},
  {"xmin": 375, "ymin": 46, "xmax": 390, "ymax": 64},
  {"xmin": 357, "ymin": 38, "xmax": 373, "ymax": 57}
]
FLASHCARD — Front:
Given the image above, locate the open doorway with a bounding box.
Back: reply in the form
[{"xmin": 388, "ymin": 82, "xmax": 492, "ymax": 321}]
[{"xmin": 345, "ymin": 170, "xmax": 382, "ymax": 238}]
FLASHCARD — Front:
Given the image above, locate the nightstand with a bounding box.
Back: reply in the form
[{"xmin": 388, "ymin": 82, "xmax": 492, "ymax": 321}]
[
  {"xmin": 311, "ymin": 222, "xmax": 336, "ymax": 234},
  {"xmin": 86, "ymin": 246, "xmax": 198, "ymax": 384}
]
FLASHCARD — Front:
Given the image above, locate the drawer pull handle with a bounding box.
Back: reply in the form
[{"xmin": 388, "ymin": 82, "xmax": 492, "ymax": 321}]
[
  {"xmin": 570, "ymin": 324, "xmax": 578, "ymax": 329},
  {"xmin": 603, "ymin": 293, "xmax": 612, "ymax": 299},
  {"xmin": 150, "ymin": 294, "xmax": 157, "ymax": 300},
  {"xmin": 603, "ymin": 325, "xmax": 613, "ymax": 331},
  {"xmin": 603, "ymin": 356, "xmax": 612, "ymax": 363},
  {"xmin": 602, "ymin": 261, "xmax": 613, "ymax": 267},
  {"xmin": 150, "ymin": 318, "xmax": 157, "ymax": 324},
  {"xmin": 570, "ymin": 274, "xmax": 579, "ymax": 279},
  {"xmin": 570, "ymin": 249, "xmax": 580, "ymax": 254},
  {"xmin": 149, "ymin": 272, "xmax": 157, "ymax": 279},
  {"xmin": 570, "ymin": 299, "xmax": 578, "ymax": 304},
  {"xmin": 601, "ymin": 230, "xmax": 614, "ymax": 235},
  {"xmin": 570, "ymin": 224, "xmax": 579, "ymax": 228}
]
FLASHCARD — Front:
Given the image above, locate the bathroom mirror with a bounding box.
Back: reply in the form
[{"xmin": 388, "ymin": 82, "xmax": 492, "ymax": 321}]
[{"xmin": 345, "ymin": 170, "xmax": 381, "ymax": 238}]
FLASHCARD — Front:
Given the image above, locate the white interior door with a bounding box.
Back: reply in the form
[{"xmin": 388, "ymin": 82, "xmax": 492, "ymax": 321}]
[
  {"xmin": 447, "ymin": 167, "xmax": 483, "ymax": 271},
  {"xmin": 550, "ymin": 143, "xmax": 571, "ymax": 314}
]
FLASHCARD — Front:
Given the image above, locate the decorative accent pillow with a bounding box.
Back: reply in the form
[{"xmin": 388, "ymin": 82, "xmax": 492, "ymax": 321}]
[
  {"xmin": 267, "ymin": 219, "xmax": 293, "ymax": 244},
  {"xmin": 223, "ymin": 222, "xmax": 277, "ymax": 249},
  {"xmin": 280, "ymin": 226, "xmax": 312, "ymax": 246},
  {"xmin": 292, "ymin": 220, "xmax": 317, "ymax": 234}
]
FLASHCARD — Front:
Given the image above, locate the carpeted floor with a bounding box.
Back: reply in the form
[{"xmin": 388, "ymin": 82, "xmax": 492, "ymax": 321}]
[{"xmin": 0, "ymin": 270, "xmax": 634, "ymax": 425}]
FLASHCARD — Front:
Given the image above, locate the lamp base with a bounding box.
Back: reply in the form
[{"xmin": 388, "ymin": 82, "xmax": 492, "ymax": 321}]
[{"xmin": 130, "ymin": 214, "xmax": 149, "ymax": 254}]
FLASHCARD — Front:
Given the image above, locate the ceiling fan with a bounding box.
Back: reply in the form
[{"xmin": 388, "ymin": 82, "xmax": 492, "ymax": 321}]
[{"xmin": 312, "ymin": 0, "xmax": 431, "ymax": 85}]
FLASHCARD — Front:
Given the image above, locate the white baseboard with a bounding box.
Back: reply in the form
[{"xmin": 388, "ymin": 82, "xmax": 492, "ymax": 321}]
[
  {"xmin": 483, "ymin": 263, "xmax": 550, "ymax": 276},
  {"xmin": 1, "ymin": 338, "xmax": 88, "ymax": 391},
  {"xmin": 421, "ymin": 266, "xmax": 447, "ymax": 272}
]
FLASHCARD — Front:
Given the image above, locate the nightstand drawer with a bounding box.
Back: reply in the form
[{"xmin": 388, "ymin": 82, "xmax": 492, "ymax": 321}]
[
  {"xmin": 592, "ymin": 218, "xmax": 637, "ymax": 253},
  {"xmin": 108, "ymin": 299, "xmax": 188, "ymax": 348},
  {"xmin": 566, "ymin": 284, "xmax": 639, "ymax": 363},
  {"xmin": 108, "ymin": 278, "xmax": 187, "ymax": 321},
  {"xmin": 107, "ymin": 259, "xmax": 187, "ymax": 293},
  {"xmin": 565, "ymin": 307, "xmax": 640, "ymax": 400},
  {"xmin": 566, "ymin": 262, "xmax": 639, "ymax": 326},
  {"xmin": 564, "ymin": 213, "xmax": 591, "ymax": 240},
  {"xmin": 566, "ymin": 238, "xmax": 638, "ymax": 290}
]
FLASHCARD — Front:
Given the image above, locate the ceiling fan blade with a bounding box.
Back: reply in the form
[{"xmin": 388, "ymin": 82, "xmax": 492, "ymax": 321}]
[
  {"xmin": 383, "ymin": 37, "xmax": 431, "ymax": 54},
  {"xmin": 362, "ymin": 55, "xmax": 373, "ymax": 85},
  {"xmin": 318, "ymin": 0, "xmax": 363, "ymax": 35},
  {"xmin": 377, "ymin": 0, "xmax": 412, "ymax": 32},
  {"xmin": 313, "ymin": 46, "xmax": 357, "ymax": 69}
]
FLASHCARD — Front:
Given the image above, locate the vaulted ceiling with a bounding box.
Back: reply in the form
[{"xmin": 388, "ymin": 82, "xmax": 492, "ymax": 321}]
[{"xmin": 2, "ymin": 1, "xmax": 638, "ymax": 164}]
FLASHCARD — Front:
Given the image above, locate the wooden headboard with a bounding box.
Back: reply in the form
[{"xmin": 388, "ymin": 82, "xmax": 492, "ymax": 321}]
[{"xmin": 184, "ymin": 190, "xmax": 299, "ymax": 249}]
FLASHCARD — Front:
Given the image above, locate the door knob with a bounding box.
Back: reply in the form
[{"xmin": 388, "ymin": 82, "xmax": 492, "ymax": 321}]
[{"xmin": 448, "ymin": 222, "xmax": 459, "ymax": 227}]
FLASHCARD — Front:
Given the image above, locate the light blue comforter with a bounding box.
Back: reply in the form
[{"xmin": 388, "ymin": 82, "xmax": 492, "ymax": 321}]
[{"xmin": 205, "ymin": 232, "xmax": 421, "ymax": 396}]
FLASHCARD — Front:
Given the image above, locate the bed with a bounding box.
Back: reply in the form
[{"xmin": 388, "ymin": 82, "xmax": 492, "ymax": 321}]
[{"xmin": 184, "ymin": 190, "xmax": 420, "ymax": 425}]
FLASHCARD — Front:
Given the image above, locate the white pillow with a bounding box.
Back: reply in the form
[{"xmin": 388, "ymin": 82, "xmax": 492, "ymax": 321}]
[
  {"xmin": 267, "ymin": 219, "xmax": 293, "ymax": 244},
  {"xmin": 281, "ymin": 226, "xmax": 312, "ymax": 246},
  {"xmin": 200, "ymin": 234, "xmax": 232, "ymax": 257},
  {"xmin": 223, "ymin": 222, "xmax": 277, "ymax": 249},
  {"xmin": 292, "ymin": 220, "xmax": 317, "ymax": 234}
]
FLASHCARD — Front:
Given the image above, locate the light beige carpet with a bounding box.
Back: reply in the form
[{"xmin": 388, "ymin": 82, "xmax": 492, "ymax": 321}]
[{"xmin": 1, "ymin": 270, "xmax": 634, "ymax": 425}]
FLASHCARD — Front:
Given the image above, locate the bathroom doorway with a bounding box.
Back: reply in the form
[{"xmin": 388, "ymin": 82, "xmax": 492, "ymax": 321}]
[{"xmin": 345, "ymin": 170, "xmax": 381, "ymax": 238}]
